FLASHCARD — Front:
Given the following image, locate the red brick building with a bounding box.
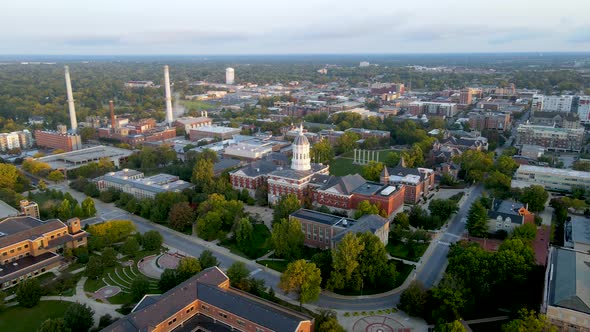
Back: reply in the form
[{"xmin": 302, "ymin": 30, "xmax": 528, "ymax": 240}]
[
  {"xmin": 104, "ymin": 267, "xmax": 314, "ymax": 332},
  {"xmin": 380, "ymin": 161, "xmax": 435, "ymax": 204},
  {"xmin": 35, "ymin": 129, "xmax": 82, "ymax": 152}
]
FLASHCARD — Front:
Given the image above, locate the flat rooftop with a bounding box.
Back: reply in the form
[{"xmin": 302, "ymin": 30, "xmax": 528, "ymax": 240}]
[
  {"xmin": 516, "ymin": 165, "xmax": 590, "ymax": 179},
  {"xmin": 190, "ymin": 126, "xmax": 240, "ymax": 134},
  {"xmin": 0, "ymin": 200, "xmax": 19, "ymax": 219},
  {"xmin": 290, "ymin": 209, "xmax": 354, "ymax": 227},
  {"xmin": 37, "ymin": 145, "xmax": 134, "ymax": 170}
]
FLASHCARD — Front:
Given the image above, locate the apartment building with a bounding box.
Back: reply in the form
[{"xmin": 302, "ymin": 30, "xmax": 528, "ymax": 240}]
[
  {"xmin": 512, "ymin": 165, "xmax": 590, "ymax": 193},
  {"xmin": 380, "ymin": 161, "xmax": 435, "ymax": 204},
  {"xmin": 0, "ymin": 216, "xmax": 87, "ymax": 289},
  {"xmin": 468, "ymin": 111, "xmax": 511, "ymax": 132},
  {"xmin": 0, "ymin": 130, "xmax": 33, "ymax": 152},
  {"xmin": 516, "ymin": 124, "xmax": 584, "ymax": 152},
  {"xmin": 19, "ymin": 200, "xmax": 40, "ymax": 219},
  {"xmin": 532, "ymin": 95, "xmax": 574, "ymax": 113},
  {"xmin": 408, "ymin": 101, "xmax": 458, "ymax": 117},
  {"xmin": 103, "ymin": 267, "xmax": 314, "ymax": 332}
]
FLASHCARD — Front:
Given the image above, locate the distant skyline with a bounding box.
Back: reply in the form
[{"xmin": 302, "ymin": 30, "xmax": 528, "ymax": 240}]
[{"xmin": 2, "ymin": 0, "xmax": 589, "ymax": 55}]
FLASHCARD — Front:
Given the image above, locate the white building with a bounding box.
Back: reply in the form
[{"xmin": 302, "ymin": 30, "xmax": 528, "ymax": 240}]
[
  {"xmin": 532, "ymin": 95, "xmax": 574, "ymax": 113},
  {"xmin": 512, "ymin": 165, "xmax": 590, "ymax": 193},
  {"xmin": 577, "ymin": 95, "xmax": 590, "ymax": 124},
  {"xmin": 96, "ymin": 169, "xmax": 194, "ymax": 199},
  {"xmin": 225, "ymin": 67, "xmax": 235, "ymax": 85},
  {"xmin": 359, "ymin": 61, "xmax": 370, "ymax": 67},
  {"xmin": 291, "ymin": 125, "xmax": 311, "ymax": 171},
  {"xmin": 0, "ymin": 130, "xmax": 33, "ymax": 151}
]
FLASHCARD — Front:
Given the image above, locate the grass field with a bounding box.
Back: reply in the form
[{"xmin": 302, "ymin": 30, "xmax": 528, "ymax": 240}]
[
  {"xmin": 330, "ymin": 149, "xmax": 396, "ymax": 176},
  {"xmin": 386, "ymin": 242, "xmax": 429, "ymax": 262},
  {"xmin": 0, "ymin": 301, "xmax": 71, "ymax": 332},
  {"xmin": 256, "ymin": 260, "xmax": 289, "ymax": 273},
  {"xmin": 219, "ymin": 224, "xmax": 272, "ymax": 260},
  {"xmin": 180, "ymin": 100, "xmax": 217, "ymax": 111}
]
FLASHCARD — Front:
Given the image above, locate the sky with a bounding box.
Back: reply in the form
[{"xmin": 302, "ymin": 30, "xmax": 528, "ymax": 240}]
[{"xmin": 2, "ymin": 0, "xmax": 590, "ymax": 55}]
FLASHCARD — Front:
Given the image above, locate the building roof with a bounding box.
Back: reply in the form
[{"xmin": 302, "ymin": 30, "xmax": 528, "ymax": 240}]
[
  {"xmin": 516, "ymin": 165, "xmax": 590, "ymax": 179},
  {"xmin": 549, "ymin": 248, "xmax": 590, "ymax": 314},
  {"xmin": 320, "ymin": 174, "xmax": 366, "ymax": 195},
  {"xmin": 231, "ymin": 160, "xmax": 279, "ymax": 177},
  {"xmin": 290, "ymin": 209, "xmax": 353, "ymax": 227},
  {"xmin": 104, "ymin": 267, "xmax": 312, "ymax": 332},
  {"xmin": 0, "ymin": 200, "xmax": 19, "ymax": 220},
  {"xmin": 270, "ymin": 164, "xmax": 327, "ymax": 181},
  {"xmin": 0, "ymin": 216, "xmax": 65, "ymax": 248},
  {"xmin": 571, "ymin": 216, "xmax": 590, "ymax": 246}
]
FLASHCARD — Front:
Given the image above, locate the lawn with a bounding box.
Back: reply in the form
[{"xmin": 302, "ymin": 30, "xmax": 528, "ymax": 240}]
[
  {"xmin": 329, "ymin": 157, "xmax": 363, "ymax": 176},
  {"xmin": 180, "ymin": 100, "xmax": 217, "ymax": 111},
  {"xmin": 256, "ymin": 260, "xmax": 289, "ymax": 273},
  {"xmin": 386, "ymin": 242, "xmax": 429, "ymax": 262},
  {"xmin": 219, "ymin": 224, "xmax": 272, "ymax": 260},
  {"xmin": 0, "ymin": 301, "xmax": 71, "ymax": 332}
]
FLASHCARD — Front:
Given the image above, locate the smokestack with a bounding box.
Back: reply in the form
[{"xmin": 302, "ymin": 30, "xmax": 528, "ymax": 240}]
[
  {"xmin": 164, "ymin": 65, "xmax": 174, "ymax": 126},
  {"xmin": 109, "ymin": 100, "xmax": 116, "ymax": 130},
  {"xmin": 64, "ymin": 66, "xmax": 78, "ymax": 133}
]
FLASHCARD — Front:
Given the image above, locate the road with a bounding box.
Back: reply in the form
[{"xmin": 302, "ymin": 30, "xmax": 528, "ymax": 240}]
[{"xmin": 49, "ymin": 181, "xmax": 482, "ymax": 311}]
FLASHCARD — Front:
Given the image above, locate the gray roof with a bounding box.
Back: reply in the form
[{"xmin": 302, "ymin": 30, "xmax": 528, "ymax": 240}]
[
  {"xmin": 549, "ymin": 249, "xmax": 590, "ymax": 314},
  {"xmin": 293, "ymin": 133, "xmax": 310, "ymax": 146},
  {"xmin": 270, "ymin": 163, "xmax": 327, "ymax": 180},
  {"xmin": 290, "ymin": 209, "xmax": 353, "ymax": 226},
  {"xmin": 571, "ymin": 216, "xmax": 590, "ymax": 246},
  {"xmin": 320, "ymin": 174, "xmax": 366, "ymax": 195},
  {"xmin": 0, "ymin": 200, "xmax": 19, "ymax": 219},
  {"xmin": 232, "ymin": 160, "xmax": 279, "ymax": 177}
]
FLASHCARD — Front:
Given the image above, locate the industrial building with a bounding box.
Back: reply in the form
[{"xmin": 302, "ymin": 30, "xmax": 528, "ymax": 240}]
[
  {"xmin": 34, "ymin": 126, "xmax": 82, "ymax": 152},
  {"xmin": 96, "ymin": 169, "xmax": 194, "ymax": 199}
]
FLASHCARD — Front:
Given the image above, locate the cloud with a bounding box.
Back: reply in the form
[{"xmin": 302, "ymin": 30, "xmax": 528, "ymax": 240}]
[
  {"xmin": 488, "ymin": 29, "xmax": 546, "ymax": 45},
  {"xmin": 64, "ymin": 36, "xmax": 122, "ymax": 47}
]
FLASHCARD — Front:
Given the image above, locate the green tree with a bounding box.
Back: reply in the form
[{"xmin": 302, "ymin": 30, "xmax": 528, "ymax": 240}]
[
  {"xmin": 196, "ymin": 211, "xmax": 224, "ymax": 241},
  {"xmin": 328, "ymin": 232, "xmax": 365, "ymax": 290},
  {"xmin": 357, "ymin": 232, "xmax": 390, "ymax": 287},
  {"xmin": 466, "ymin": 201, "xmax": 488, "ymax": 237},
  {"xmin": 311, "ymin": 138, "xmax": 335, "ymax": 164},
  {"xmin": 142, "ymin": 230, "xmax": 163, "ymax": 251},
  {"xmin": 399, "ymin": 281, "xmax": 429, "ymax": 317},
  {"xmin": 0, "ymin": 291, "xmax": 5, "ymax": 312},
  {"xmin": 393, "ymin": 212, "xmax": 410, "ymax": 229},
  {"xmin": 271, "ymin": 218, "xmax": 304, "ymax": 260},
  {"xmin": 81, "ymin": 197, "xmax": 96, "ymax": 218},
  {"xmin": 511, "ymin": 223, "xmax": 537, "ymax": 242},
  {"xmin": 484, "ymin": 170, "xmax": 512, "ymax": 197},
  {"xmin": 235, "ymin": 217, "xmax": 254, "ymax": 251},
  {"xmin": 37, "ymin": 318, "xmax": 69, "ymax": 332},
  {"xmin": 354, "ymin": 200, "xmax": 381, "ymax": 219},
  {"xmin": 87, "ymin": 220, "xmax": 136, "ymax": 244},
  {"xmin": 168, "ymin": 201, "xmax": 195, "ymax": 231},
  {"xmin": 502, "ymin": 309, "xmax": 557, "ymax": 332},
  {"xmin": 177, "ymin": 257, "xmax": 202, "ymax": 281},
  {"xmin": 430, "ymin": 276, "xmax": 466, "ymax": 323},
  {"xmin": 38, "ymin": 179, "xmax": 48, "ymax": 191},
  {"xmin": 454, "ymin": 150, "xmax": 493, "ymax": 183},
  {"xmin": 191, "ymin": 158, "xmax": 214, "ymax": 191},
  {"xmin": 315, "ymin": 309, "xmax": 346, "ymax": 332},
  {"xmin": 519, "ymin": 185, "xmax": 548, "ymax": 212},
  {"xmin": 47, "ymin": 170, "xmax": 65, "ymax": 182},
  {"xmin": 572, "ymin": 160, "xmax": 590, "ymax": 172},
  {"xmin": 199, "ymin": 250, "xmax": 219, "ymax": 269},
  {"xmin": 272, "ymin": 194, "xmax": 301, "ymax": 224},
  {"xmin": 227, "ymin": 262, "xmax": 251, "ymax": 290},
  {"xmin": 85, "ymin": 256, "xmax": 104, "ymax": 279},
  {"xmin": 57, "ymin": 199, "xmax": 72, "ymax": 220},
  {"xmin": 0, "ymin": 163, "xmax": 19, "ymax": 189},
  {"xmin": 428, "ymin": 199, "xmax": 459, "ymax": 222},
  {"xmin": 101, "ymin": 247, "xmax": 118, "ymax": 267},
  {"xmin": 335, "ymin": 131, "xmax": 360, "ymax": 154},
  {"xmin": 130, "ymin": 278, "xmax": 151, "ymax": 302},
  {"xmin": 494, "ymin": 155, "xmax": 519, "ymax": 176},
  {"xmin": 158, "ymin": 269, "xmax": 179, "ymax": 292},
  {"xmin": 121, "ymin": 237, "xmax": 140, "ymax": 257},
  {"xmin": 436, "ymin": 320, "xmax": 467, "ymax": 332},
  {"xmin": 361, "ymin": 161, "xmax": 384, "ymax": 182},
  {"xmin": 63, "ymin": 303, "xmax": 94, "ymax": 332},
  {"xmin": 16, "ymin": 278, "xmax": 43, "ymax": 308},
  {"xmin": 279, "ymin": 260, "xmax": 322, "ymax": 310}
]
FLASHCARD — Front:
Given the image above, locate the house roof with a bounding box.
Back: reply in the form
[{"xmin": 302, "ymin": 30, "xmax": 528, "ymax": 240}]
[
  {"xmin": 549, "ymin": 248, "xmax": 590, "ymax": 314},
  {"xmin": 320, "ymin": 174, "xmax": 366, "ymax": 195},
  {"xmin": 231, "ymin": 160, "xmax": 278, "ymax": 177}
]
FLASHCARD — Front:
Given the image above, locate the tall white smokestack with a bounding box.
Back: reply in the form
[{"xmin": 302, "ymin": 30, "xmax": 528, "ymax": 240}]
[
  {"xmin": 164, "ymin": 65, "xmax": 174, "ymax": 126},
  {"xmin": 64, "ymin": 66, "xmax": 78, "ymax": 133}
]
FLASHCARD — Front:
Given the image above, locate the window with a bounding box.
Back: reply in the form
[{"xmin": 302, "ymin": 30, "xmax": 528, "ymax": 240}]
[
  {"xmin": 10, "ymin": 249, "xmax": 14, "ymax": 253},
  {"xmin": 24, "ymin": 245, "xmax": 28, "ymax": 249},
  {"xmin": 237, "ymin": 320, "xmax": 245, "ymax": 326},
  {"xmin": 201, "ymin": 305, "xmax": 209, "ymax": 311},
  {"xmin": 218, "ymin": 312, "xmax": 227, "ymax": 319},
  {"xmin": 2, "ymin": 252, "xmax": 6, "ymax": 256}
]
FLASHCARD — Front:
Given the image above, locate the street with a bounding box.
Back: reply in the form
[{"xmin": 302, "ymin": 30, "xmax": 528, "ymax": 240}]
[{"xmin": 49, "ymin": 181, "xmax": 482, "ymax": 311}]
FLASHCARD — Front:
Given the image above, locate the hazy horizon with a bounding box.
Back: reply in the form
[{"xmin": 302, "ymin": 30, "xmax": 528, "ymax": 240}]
[{"xmin": 2, "ymin": 0, "xmax": 589, "ymax": 55}]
